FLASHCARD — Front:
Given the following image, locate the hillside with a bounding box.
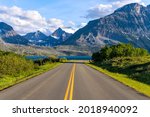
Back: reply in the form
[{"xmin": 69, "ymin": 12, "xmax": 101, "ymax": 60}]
[
  {"xmin": 64, "ymin": 3, "xmax": 150, "ymax": 51},
  {"xmin": 0, "ymin": 22, "xmax": 28, "ymax": 45}
]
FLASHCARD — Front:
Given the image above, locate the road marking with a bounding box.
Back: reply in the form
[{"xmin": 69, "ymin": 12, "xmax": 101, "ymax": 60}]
[
  {"xmin": 64, "ymin": 64, "xmax": 76, "ymax": 100},
  {"xmin": 70, "ymin": 65, "xmax": 75, "ymax": 100},
  {"xmin": 64, "ymin": 68, "xmax": 73, "ymax": 100}
]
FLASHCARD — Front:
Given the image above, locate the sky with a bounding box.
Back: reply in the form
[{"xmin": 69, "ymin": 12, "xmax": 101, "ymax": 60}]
[{"xmin": 0, "ymin": 0, "xmax": 150, "ymax": 35}]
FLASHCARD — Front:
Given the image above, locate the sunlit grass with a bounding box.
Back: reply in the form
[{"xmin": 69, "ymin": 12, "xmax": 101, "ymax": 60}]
[
  {"xmin": 0, "ymin": 63, "xmax": 61, "ymax": 90},
  {"xmin": 87, "ymin": 64, "xmax": 150, "ymax": 97}
]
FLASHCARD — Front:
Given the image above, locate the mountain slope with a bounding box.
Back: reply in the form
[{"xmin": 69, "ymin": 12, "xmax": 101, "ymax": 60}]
[
  {"xmin": 23, "ymin": 30, "xmax": 59, "ymax": 46},
  {"xmin": 24, "ymin": 31, "xmax": 48, "ymax": 45},
  {"xmin": 52, "ymin": 28, "xmax": 72, "ymax": 42},
  {"xmin": 64, "ymin": 3, "xmax": 150, "ymax": 51},
  {"xmin": 24, "ymin": 31, "xmax": 47, "ymax": 41},
  {"xmin": 0, "ymin": 22, "xmax": 28, "ymax": 45},
  {"xmin": 43, "ymin": 28, "xmax": 72, "ymax": 46},
  {"xmin": 43, "ymin": 36, "xmax": 59, "ymax": 46},
  {"xmin": 23, "ymin": 28, "xmax": 72, "ymax": 46}
]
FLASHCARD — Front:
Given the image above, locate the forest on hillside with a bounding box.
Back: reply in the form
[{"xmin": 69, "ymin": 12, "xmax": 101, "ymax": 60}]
[{"xmin": 92, "ymin": 44, "xmax": 150, "ymax": 85}]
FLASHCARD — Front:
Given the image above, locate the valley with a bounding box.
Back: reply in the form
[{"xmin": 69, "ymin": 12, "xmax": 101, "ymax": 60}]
[
  {"xmin": 1, "ymin": 3, "xmax": 150, "ymax": 56},
  {"xmin": 0, "ymin": 2, "xmax": 150, "ymax": 100}
]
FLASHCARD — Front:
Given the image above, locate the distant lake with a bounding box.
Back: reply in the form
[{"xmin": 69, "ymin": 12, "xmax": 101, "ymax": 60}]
[
  {"xmin": 25, "ymin": 56, "xmax": 48, "ymax": 61},
  {"xmin": 26, "ymin": 55, "xmax": 92, "ymax": 61},
  {"xmin": 58, "ymin": 56, "xmax": 92, "ymax": 60}
]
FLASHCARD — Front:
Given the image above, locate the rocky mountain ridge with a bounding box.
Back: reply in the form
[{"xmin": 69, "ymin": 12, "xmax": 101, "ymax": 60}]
[
  {"xmin": 64, "ymin": 3, "xmax": 150, "ymax": 51},
  {"xmin": 0, "ymin": 22, "xmax": 28, "ymax": 45}
]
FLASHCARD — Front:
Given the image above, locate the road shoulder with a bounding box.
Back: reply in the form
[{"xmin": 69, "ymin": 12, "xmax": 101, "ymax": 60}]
[{"xmin": 86, "ymin": 63, "xmax": 150, "ymax": 98}]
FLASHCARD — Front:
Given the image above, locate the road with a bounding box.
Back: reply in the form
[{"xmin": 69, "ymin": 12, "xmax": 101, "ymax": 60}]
[{"xmin": 0, "ymin": 63, "xmax": 149, "ymax": 100}]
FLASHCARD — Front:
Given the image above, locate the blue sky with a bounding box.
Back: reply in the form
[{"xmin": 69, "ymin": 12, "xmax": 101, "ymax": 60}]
[
  {"xmin": 0, "ymin": 0, "xmax": 150, "ymax": 35},
  {"xmin": 0, "ymin": 0, "xmax": 101, "ymax": 24}
]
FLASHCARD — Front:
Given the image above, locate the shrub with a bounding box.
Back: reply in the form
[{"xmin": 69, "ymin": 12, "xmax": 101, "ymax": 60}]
[
  {"xmin": 49, "ymin": 55, "xmax": 59, "ymax": 63},
  {"xmin": 0, "ymin": 51, "xmax": 34, "ymax": 77},
  {"xmin": 92, "ymin": 43, "xmax": 149, "ymax": 62},
  {"xmin": 59, "ymin": 58, "xmax": 67, "ymax": 63}
]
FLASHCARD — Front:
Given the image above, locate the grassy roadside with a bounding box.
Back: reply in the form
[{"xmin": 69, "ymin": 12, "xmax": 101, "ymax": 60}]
[
  {"xmin": 87, "ymin": 63, "xmax": 150, "ymax": 97},
  {"xmin": 0, "ymin": 63, "xmax": 62, "ymax": 91}
]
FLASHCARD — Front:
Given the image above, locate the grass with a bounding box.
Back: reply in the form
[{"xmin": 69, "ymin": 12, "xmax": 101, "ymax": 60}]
[
  {"xmin": 98, "ymin": 56, "xmax": 150, "ymax": 85},
  {"xmin": 0, "ymin": 62, "xmax": 62, "ymax": 90},
  {"xmin": 87, "ymin": 63, "xmax": 150, "ymax": 98}
]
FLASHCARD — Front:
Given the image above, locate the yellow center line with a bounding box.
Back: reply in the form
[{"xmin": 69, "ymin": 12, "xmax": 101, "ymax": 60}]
[
  {"xmin": 64, "ymin": 67, "xmax": 73, "ymax": 100},
  {"xmin": 64, "ymin": 64, "xmax": 76, "ymax": 100},
  {"xmin": 69, "ymin": 64, "xmax": 75, "ymax": 100}
]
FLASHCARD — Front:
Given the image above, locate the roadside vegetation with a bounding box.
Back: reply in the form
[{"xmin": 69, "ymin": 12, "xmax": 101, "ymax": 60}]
[
  {"xmin": 59, "ymin": 58, "xmax": 68, "ymax": 63},
  {"xmin": 0, "ymin": 50, "xmax": 61, "ymax": 90},
  {"xmin": 89, "ymin": 43, "xmax": 150, "ymax": 97}
]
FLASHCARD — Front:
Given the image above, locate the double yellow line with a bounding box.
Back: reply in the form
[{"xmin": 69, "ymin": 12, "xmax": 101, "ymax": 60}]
[{"xmin": 64, "ymin": 64, "xmax": 76, "ymax": 100}]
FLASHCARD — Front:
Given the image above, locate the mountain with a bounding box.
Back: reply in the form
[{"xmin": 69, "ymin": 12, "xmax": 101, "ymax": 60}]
[
  {"xmin": 24, "ymin": 31, "xmax": 48, "ymax": 45},
  {"xmin": 0, "ymin": 22, "xmax": 28, "ymax": 45},
  {"xmin": 41, "ymin": 28, "xmax": 72, "ymax": 46},
  {"xmin": 23, "ymin": 28, "xmax": 72, "ymax": 46},
  {"xmin": 52, "ymin": 28, "xmax": 72, "ymax": 42},
  {"xmin": 43, "ymin": 36, "xmax": 59, "ymax": 46},
  {"xmin": 24, "ymin": 31, "xmax": 47, "ymax": 41},
  {"xmin": 64, "ymin": 3, "xmax": 150, "ymax": 51}
]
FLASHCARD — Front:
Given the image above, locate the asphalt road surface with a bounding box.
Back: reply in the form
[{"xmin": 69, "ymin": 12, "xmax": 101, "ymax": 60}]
[{"xmin": 0, "ymin": 63, "xmax": 149, "ymax": 100}]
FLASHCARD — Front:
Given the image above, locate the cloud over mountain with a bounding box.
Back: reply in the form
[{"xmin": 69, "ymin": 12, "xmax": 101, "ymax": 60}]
[
  {"xmin": 85, "ymin": 0, "xmax": 145, "ymax": 19},
  {"xmin": 0, "ymin": 6, "xmax": 77, "ymax": 35}
]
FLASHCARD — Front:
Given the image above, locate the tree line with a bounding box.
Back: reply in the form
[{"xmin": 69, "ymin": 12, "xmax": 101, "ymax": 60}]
[
  {"xmin": 92, "ymin": 43, "xmax": 149, "ymax": 62},
  {"xmin": 0, "ymin": 50, "xmax": 65, "ymax": 77},
  {"xmin": 91, "ymin": 44, "xmax": 150, "ymax": 85}
]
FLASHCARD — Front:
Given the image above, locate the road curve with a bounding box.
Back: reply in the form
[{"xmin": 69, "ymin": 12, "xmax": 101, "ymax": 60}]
[{"xmin": 0, "ymin": 63, "xmax": 149, "ymax": 100}]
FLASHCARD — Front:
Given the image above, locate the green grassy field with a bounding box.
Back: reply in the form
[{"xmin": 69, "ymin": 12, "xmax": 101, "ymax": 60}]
[
  {"xmin": 88, "ymin": 44, "xmax": 150, "ymax": 97},
  {"xmin": 0, "ymin": 62, "xmax": 61, "ymax": 91},
  {"xmin": 95, "ymin": 56, "xmax": 150, "ymax": 85},
  {"xmin": 0, "ymin": 50, "xmax": 62, "ymax": 90},
  {"xmin": 87, "ymin": 56, "xmax": 150, "ymax": 97}
]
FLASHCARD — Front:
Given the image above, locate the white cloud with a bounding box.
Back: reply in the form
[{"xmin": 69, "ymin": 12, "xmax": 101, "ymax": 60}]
[
  {"xmin": 0, "ymin": 6, "xmax": 48, "ymax": 35},
  {"xmin": 85, "ymin": 0, "xmax": 145, "ymax": 19},
  {"xmin": 62, "ymin": 22, "xmax": 87, "ymax": 34},
  {"xmin": 77, "ymin": 22, "xmax": 87, "ymax": 29},
  {"xmin": 112, "ymin": 0, "xmax": 145, "ymax": 7},
  {"xmin": 86, "ymin": 4, "xmax": 113, "ymax": 19},
  {"xmin": 63, "ymin": 27, "xmax": 75, "ymax": 34},
  {"xmin": 0, "ymin": 6, "xmax": 77, "ymax": 35},
  {"xmin": 47, "ymin": 19, "xmax": 78, "ymax": 34},
  {"xmin": 47, "ymin": 18, "xmax": 64, "ymax": 33},
  {"xmin": 68, "ymin": 21, "xmax": 76, "ymax": 26},
  {"xmin": 62, "ymin": 21, "xmax": 77, "ymax": 33}
]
